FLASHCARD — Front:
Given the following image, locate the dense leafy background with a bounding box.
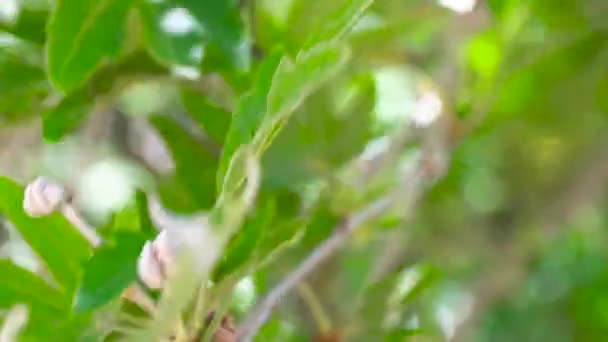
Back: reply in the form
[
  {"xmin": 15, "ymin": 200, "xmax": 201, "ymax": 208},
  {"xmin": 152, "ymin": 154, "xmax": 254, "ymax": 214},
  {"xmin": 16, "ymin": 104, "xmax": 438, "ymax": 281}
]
[{"xmin": 1, "ymin": 0, "xmax": 608, "ymax": 341}]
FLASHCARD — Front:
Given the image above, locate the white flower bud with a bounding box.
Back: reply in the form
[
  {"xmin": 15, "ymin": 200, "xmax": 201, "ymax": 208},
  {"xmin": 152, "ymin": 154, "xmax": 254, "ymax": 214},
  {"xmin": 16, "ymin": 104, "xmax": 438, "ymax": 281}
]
[
  {"xmin": 23, "ymin": 177, "xmax": 67, "ymax": 217},
  {"xmin": 137, "ymin": 241, "xmax": 165, "ymax": 289},
  {"xmin": 137, "ymin": 217, "xmax": 220, "ymax": 290}
]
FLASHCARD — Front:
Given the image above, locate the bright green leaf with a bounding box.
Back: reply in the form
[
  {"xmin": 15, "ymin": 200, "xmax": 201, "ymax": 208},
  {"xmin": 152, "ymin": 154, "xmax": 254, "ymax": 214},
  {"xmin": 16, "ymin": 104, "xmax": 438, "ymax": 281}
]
[
  {"xmin": 0, "ymin": 177, "xmax": 91, "ymax": 293},
  {"xmin": 74, "ymin": 232, "xmax": 147, "ymax": 313},
  {"xmin": 175, "ymin": 0, "xmax": 250, "ymax": 71},
  {"xmin": 303, "ymin": 0, "xmax": 374, "ymax": 49},
  {"xmin": 180, "ymin": 88, "xmax": 231, "ymax": 144},
  {"xmin": 46, "ymin": 0, "xmax": 134, "ymax": 92},
  {"xmin": 42, "ymin": 89, "xmax": 93, "ymax": 141},
  {"xmin": 0, "ymin": 260, "xmax": 68, "ymax": 312},
  {"xmin": 150, "ymin": 115, "xmax": 218, "ymax": 210},
  {"xmin": 217, "ymin": 49, "xmax": 283, "ymax": 189}
]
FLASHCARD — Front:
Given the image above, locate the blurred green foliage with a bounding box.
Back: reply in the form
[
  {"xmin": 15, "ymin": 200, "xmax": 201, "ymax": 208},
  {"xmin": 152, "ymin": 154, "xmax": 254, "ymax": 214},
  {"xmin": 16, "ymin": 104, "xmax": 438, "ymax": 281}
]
[{"xmin": 1, "ymin": 0, "xmax": 608, "ymax": 341}]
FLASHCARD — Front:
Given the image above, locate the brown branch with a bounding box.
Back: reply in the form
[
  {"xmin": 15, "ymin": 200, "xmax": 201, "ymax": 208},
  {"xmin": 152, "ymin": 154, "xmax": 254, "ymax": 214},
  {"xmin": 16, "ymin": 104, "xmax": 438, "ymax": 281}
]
[{"xmin": 237, "ymin": 152, "xmax": 439, "ymax": 341}]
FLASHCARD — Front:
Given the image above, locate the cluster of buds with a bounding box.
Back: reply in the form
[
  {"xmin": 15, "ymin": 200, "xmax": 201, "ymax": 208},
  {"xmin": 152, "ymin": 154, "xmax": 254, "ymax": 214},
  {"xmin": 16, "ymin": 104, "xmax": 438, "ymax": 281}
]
[
  {"xmin": 23, "ymin": 176, "xmax": 219, "ymax": 291},
  {"xmin": 21, "ymin": 176, "xmax": 230, "ymax": 340},
  {"xmin": 137, "ymin": 215, "xmax": 220, "ymax": 289}
]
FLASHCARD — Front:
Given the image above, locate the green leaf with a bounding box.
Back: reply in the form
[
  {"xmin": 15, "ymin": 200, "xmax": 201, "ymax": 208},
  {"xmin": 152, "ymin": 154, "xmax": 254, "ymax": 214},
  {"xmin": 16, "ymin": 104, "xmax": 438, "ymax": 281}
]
[
  {"xmin": 0, "ymin": 177, "xmax": 91, "ymax": 293},
  {"xmin": 303, "ymin": 0, "xmax": 374, "ymax": 49},
  {"xmin": 180, "ymin": 88, "xmax": 231, "ymax": 144},
  {"xmin": 175, "ymin": 0, "xmax": 250, "ymax": 71},
  {"xmin": 287, "ymin": 0, "xmax": 372, "ymax": 52},
  {"xmin": 493, "ymin": 31, "xmax": 607, "ymax": 118},
  {"xmin": 254, "ymin": 43, "xmax": 351, "ymax": 153},
  {"xmin": 46, "ymin": 0, "xmax": 134, "ymax": 92},
  {"xmin": 0, "ymin": 260, "xmax": 68, "ymax": 312},
  {"xmin": 217, "ymin": 49, "xmax": 283, "ymax": 189},
  {"xmin": 0, "ymin": 55, "xmax": 48, "ymax": 122},
  {"xmin": 213, "ymin": 198, "xmax": 275, "ymax": 281},
  {"xmin": 139, "ymin": 1, "xmax": 205, "ymax": 66},
  {"xmin": 263, "ymin": 73, "xmax": 375, "ymax": 189},
  {"xmin": 74, "ymin": 232, "xmax": 147, "ymax": 313},
  {"xmin": 135, "ymin": 190, "xmax": 157, "ymax": 238},
  {"xmin": 0, "ymin": 8, "xmax": 49, "ymax": 45},
  {"xmin": 42, "ymin": 89, "xmax": 93, "ymax": 141},
  {"xmin": 150, "ymin": 115, "xmax": 218, "ymax": 209}
]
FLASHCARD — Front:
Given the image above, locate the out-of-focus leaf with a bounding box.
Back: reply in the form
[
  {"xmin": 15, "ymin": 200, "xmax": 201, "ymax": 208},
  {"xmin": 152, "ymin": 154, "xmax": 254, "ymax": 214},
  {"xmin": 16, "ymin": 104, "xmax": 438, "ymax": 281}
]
[
  {"xmin": 217, "ymin": 49, "xmax": 283, "ymax": 189},
  {"xmin": 287, "ymin": 0, "xmax": 372, "ymax": 52},
  {"xmin": 157, "ymin": 175, "xmax": 202, "ymax": 214},
  {"xmin": 303, "ymin": 0, "xmax": 373, "ymax": 49},
  {"xmin": 0, "ymin": 56, "xmax": 48, "ymax": 122},
  {"xmin": 180, "ymin": 88, "xmax": 231, "ymax": 144},
  {"xmin": 139, "ymin": 2, "xmax": 205, "ymax": 67},
  {"xmin": 0, "ymin": 8, "xmax": 48, "ymax": 44},
  {"xmin": 46, "ymin": 0, "xmax": 133, "ymax": 92},
  {"xmin": 0, "ymin": 260, "xmax": 68, "ymax": 312},
  {"xmin": 42, "ymin": 89, "xmax": 93, "ymax": 141},
  {"xmin": 213, "ymin": 198, "xmax": 275, "ymax": 281},
  {"xmin": 175, "ymin": 0, "xmax": 249, "ymax": 71},
  {"xmin": 19, "ymin": 311, "xmax": 95, "ymax": 342},
  {"xmin": 263, "ymin": 73, "xmax": 374, "ymax": 189},
  {"xmin": 257, "ymin": 217, "xmax": 306, "ymax": 265},
  {"xmin": 150, "ymin": 115, "xmax": 218, "ymax": 210},
  {"xmin": 596, "ymin": 70, "xmax": 608, "ymax": 113},
  {"xmin": 74, "ymin": 232, "xmax": 147, "ymax": 313},
  {"xmin": 135, "ymin": 190, "xmax": 157, "ymax": 237},
  {"xmin": 355, "ymin": 263, "xmax": 437, "ymax": 339},
  {"xmin": 0, "ymin": 177, "xmax": 91, "ymax": 293},
  {"xmin": 493, "ymin": 31, "xmax": 608, "ymax": 118},
  {"xmin": 255, "ymin": 44, "xmax": 350, "ymax": 153}
]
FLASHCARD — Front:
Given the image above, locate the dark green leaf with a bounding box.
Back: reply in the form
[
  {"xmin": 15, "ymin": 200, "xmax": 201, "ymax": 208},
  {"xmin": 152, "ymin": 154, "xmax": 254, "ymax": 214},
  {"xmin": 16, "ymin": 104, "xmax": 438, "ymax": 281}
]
[
  {"xmin": 0, "ymin": 8, "xmax": 49, "ymax": 45},
  {"xmin": 175, "ymin": 0, "xmax": 250, "ymax": 71},
  {"xmin": 46, "ymin": 0, "xmax": 134, "ymax": 92},
  {"xmin": 74, "ymin": 232, "xmax": 147, "ymax": 312},
  {"xmin": 263, "ymin": 73, "xmax": 375, "ymax": 189},
  {"xmin": 257, "ymin": 217, "xmax": 307, "ymax": 264},
  {"xmin": 254, "ymin": 44, "xmax": 350, "ymax": 154},
  {"xmin": 180, "ymin": 88, "xmax": 231, "ymax": 143},
  {"xmin": 0, "ymin": 260, "xmax": 68, "ymax": 312},
  {"xmin": 0, "ymin": 56, "xmax": 48, "ymax": 122},
  {"xmin": 213, "ymin": 198, "xmax": 275, "ymax": 280},
  {"xmin": 42, "ymin": 89, "xmax": 93, "ymax": 141},
  {"xmin": 217, "ymin": 49, "xmax": 283, "ymax": 189},
  {"xmin": 139, "ymin": 2, "xmax": 205, "ymax": 67},
  {"xmin": 0, "ymin": 177, "xmax": 91, "ymax": 293},
  {"xmin": 150, "ymin": 115, "xmax": 218, "ymax": 209},
  {"xmin": 157, "ymin": 175, "xmax": 203, "ymax": 214},
  {"xmin": 135, "ymin": 190, "xmax": 157, "ymax": 237},
  {"xmin": 493, "ymin": 31, "xmax": 608, "ymax": 118}
]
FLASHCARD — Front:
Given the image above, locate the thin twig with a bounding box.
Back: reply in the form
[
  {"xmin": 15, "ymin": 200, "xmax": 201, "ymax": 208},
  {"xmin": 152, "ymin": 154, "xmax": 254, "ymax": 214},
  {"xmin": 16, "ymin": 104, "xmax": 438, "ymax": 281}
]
[
  {"xmin": 297, "ymin": 282, "xmax": 332, "ymax": 334},
  {"xmin": 122, "ymin": 285, "xmax": 157, "ymax": 315},
  {"xmin": 60, "ymin": 203, "xmax": 103, "ymax": 247},
  {"xmin": 236, "ymin": 92, "xmax": 450, "ymax": 341},
  {"xmin": 236, "ymin": 194, "xmax": 398, "ymax": 341}
]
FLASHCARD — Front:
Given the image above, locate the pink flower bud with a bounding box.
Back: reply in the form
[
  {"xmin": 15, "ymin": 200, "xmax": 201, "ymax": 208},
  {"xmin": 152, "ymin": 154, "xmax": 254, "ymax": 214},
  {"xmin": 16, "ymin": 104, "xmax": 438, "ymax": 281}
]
[{"xmin": 23, "ymin": 177, "xmax": 67, "ymax": 217}]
